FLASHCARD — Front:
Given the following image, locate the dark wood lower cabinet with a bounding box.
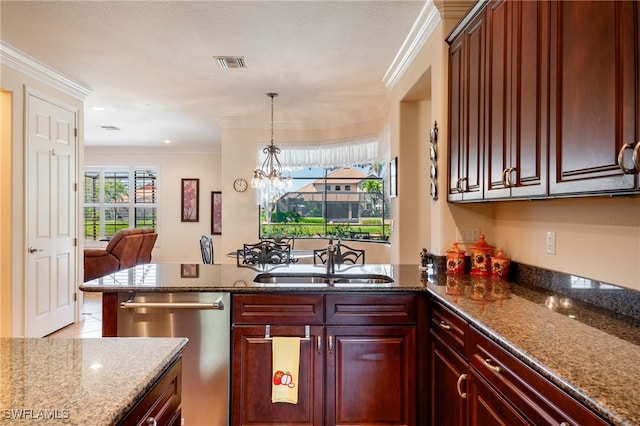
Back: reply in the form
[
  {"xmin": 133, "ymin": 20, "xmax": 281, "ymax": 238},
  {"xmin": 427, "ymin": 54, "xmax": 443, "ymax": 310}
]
[
  {"xmin": 327, "ymin": 326, "xmax": 416, "ymax": 426},
  {"xmin": 429, "ymin": 300, "xmax": 610, "ymax": 426},
  {"xmin": 231, "ymin": 324, "xmax": 323, "ymax": 426},
  {"xmin": 118, "ymin": 357, "xmax": 182, "ymax": 426},
  {"xmin": 231, "ymin": 293, "xmax": 418, "ymax": 426}
]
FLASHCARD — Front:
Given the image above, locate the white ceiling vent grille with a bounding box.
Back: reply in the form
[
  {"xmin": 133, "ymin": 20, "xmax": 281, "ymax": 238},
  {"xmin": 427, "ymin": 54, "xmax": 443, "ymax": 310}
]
[
  {"xmin": 214, "ymin": 56, "xmax": 247, "ymax": 69},
  {"xmin": 100, "ymin": 125, "xmax": 120, "ymax": 131}
]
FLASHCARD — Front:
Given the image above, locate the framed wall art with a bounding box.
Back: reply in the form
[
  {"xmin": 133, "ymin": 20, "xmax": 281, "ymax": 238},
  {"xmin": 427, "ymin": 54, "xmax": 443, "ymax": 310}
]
[
  {"xmin": 180, "ymin": 263, "xmax": 199, "ymax": 278},
  {"xmin": 181, "ymin": 178, "xmax": 199, "ymax": 222},
  {"xmin": 211, "ymin": 191, "xmax": 222, "ymax": 235},
  {"xmin": 389, "ymin": 156, "xmax": 398, "ymax": 197}
]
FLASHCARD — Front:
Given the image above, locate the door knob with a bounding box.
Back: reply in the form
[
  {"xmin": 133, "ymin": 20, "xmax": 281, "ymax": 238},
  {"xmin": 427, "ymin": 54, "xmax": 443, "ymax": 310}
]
[{"xmin": 28, "ymin": 247, "xmax": 42, "ymax": 254}]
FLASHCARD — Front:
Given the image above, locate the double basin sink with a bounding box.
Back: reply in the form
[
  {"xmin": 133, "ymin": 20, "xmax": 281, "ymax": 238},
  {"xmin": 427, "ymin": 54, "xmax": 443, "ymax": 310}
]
[{"xmin": 253, "ymin": 272, "xmax": 394, "ymax": 286}]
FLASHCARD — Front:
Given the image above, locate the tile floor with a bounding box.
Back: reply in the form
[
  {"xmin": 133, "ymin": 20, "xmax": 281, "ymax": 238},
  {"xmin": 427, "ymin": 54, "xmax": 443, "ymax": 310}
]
[{"xmin": 48, "ymin": 292, "xmax": 102, "ymax": 338}]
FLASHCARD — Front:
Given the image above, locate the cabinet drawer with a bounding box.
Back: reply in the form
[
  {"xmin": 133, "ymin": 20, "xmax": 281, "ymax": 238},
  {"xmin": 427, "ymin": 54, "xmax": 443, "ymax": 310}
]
[
  {"xmin": 469, "ymin": 327, "xmax": 609, "ymax": 426},
  {"xmin": 325, "ymin": 293, "xmax": 417, "ymax": 325},
  {"xmin": 232, "ymin": 294, "xmax": 324, "ymax": 324},
  {"xmin": 118, "ymin": 357, "xmax": 182, "ymax": 426},
  {"xmin": 430, "ymin": 301, "xmax": 468, "ymax": 357}
]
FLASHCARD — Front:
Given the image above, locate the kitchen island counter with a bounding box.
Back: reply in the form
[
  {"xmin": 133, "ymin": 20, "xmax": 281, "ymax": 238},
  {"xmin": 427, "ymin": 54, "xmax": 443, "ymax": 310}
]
[
  {"xmin": 81, "ymin": 262, "xmax": 640, "ymax": 426},
  {"xmin": 0, "ymin": 337, "xmax": 188, "ymax": 425}
]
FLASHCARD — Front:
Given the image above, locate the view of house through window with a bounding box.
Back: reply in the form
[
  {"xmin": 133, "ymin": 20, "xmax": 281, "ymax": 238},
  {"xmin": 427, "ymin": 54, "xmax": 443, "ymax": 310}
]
[
  {"xmin": 83, "ymin": 168, "xmax": 158, "ymax": 240},
  {"xmin": 259, "ymin": 163, "xmax": 390, "ymax": 241}
]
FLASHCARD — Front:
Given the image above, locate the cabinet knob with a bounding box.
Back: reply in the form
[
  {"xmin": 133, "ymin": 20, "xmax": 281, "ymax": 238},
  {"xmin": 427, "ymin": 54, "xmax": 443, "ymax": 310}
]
[
  {"xmin": 617, "ymin": 143, "xmax": 637, "ymax": 174},
  {"xmin": 145, "ymin": 417, "xmax": 157, "ymax": 426},
  {"xmin": 559, "ymin": 422, "xmax": 571, "ymax": 426}
]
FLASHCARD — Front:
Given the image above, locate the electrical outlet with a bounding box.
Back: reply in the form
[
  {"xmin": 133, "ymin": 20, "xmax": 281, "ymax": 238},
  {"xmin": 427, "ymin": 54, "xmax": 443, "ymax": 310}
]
[
  {"xmin": 546, "ymin": 231, "xmax": 556, "ymax": 255},
  {"xmin": 457, "ymin": 227, "xmax": 480, "ymax": 243}
]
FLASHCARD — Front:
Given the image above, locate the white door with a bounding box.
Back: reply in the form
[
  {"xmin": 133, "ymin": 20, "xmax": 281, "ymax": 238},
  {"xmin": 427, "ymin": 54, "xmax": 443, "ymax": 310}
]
[{"xmin": 26, "ymin": 93, "xmax": 77, "ymax": 337}]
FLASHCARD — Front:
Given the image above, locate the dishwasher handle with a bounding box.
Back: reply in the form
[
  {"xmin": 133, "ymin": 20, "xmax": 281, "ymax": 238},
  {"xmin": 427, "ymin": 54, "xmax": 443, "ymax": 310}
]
[{"xmin": 120, "ymin": 297, "xmax": 224, "ymax": 310}]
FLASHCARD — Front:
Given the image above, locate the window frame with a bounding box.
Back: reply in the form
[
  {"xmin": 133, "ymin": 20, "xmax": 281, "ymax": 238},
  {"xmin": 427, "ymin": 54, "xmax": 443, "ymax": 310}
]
[{"xmin": 83, "ymin": 166, "xmax": 159, "ymax": 241}]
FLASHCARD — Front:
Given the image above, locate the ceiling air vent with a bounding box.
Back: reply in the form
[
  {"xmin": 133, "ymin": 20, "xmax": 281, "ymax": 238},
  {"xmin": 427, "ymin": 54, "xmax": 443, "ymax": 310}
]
[
  {"xmin": 214, "ymin": 56, "xmax": 247, "ymax": 69},
  {"xmin": 100, "ymin": 125, "xmax": 120, "ymax": 131}
]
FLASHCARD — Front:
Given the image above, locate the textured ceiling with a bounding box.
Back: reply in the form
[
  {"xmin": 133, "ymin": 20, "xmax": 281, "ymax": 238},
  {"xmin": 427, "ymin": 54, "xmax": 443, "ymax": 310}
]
[{"xmin": 1, "ymin": 1, "xmax": 426, "ymax": 149}]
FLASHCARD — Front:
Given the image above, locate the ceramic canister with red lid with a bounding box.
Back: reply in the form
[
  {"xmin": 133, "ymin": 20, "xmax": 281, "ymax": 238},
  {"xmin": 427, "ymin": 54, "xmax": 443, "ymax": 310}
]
[
  {"xmin": 470, "ymin": 234, "xmax": 494, "ymax": 276},
  {"xmin": 446, "ymin": 242, "xmax": 466, "ymax": 275},
  {"xmin": 491, "ymin": 248, "xmax": 511, "ymax": 279}
]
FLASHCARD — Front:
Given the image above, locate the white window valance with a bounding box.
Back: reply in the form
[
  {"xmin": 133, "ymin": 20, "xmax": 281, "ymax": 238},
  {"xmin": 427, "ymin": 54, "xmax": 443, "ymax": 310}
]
[{"xmin": 256, "ymin": 133, "xmax": 387, "ymax": 169}]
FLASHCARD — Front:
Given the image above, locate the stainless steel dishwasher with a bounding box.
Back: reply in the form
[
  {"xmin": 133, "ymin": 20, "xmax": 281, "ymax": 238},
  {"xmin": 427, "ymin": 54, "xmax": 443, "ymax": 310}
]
[{"xmin": 117, "ymin": 292, "xmax": 230, "ymax": 426}]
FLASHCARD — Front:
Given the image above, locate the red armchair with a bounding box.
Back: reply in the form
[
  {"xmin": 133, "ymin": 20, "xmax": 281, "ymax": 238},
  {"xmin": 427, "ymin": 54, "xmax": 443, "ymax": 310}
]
[{"xmin": 84, "ymin": 228, "xmax": 157, "ymax": 282}]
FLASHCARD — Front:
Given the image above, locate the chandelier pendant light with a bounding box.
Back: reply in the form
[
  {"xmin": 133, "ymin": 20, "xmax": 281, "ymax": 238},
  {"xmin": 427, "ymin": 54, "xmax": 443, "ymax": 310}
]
[{"xmin": 251, "ymin": 92, "xmax": 293, "ymax": 189}]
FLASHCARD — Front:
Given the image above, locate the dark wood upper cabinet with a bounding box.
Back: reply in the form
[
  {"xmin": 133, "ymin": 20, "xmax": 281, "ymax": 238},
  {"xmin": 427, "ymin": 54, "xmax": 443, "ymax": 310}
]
[
  {"xmin": 484, "ymin": 0, "xmax": 549, "ymax": 199},
  {"xmin": 448, "ymin": 9, "xmax": 486, "ymax": 201},
  {"xmin": 549, "ymin": 0, "xmax": 639, "ymax": 195},
  {"xmin": 448, "ymin": 0, "xmax": 640, "ymax": 202}
]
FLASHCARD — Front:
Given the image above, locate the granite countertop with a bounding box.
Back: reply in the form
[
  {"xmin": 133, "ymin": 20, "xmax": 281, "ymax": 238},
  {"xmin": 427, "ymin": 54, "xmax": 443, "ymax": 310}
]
[
  {"xmin": 425, "ymin": 273, "xmax": 640, "ymax": 426},
  {"xmin": 0, "ymin": 337, "xmax": 188, "ymax": 425},
  {"xmin": 80, "ymin": 262, "xmax": 640, "ymax": 426},
  {"xmin": 79, "ymin": 262, "xmax": 428, "ymax": 293}
]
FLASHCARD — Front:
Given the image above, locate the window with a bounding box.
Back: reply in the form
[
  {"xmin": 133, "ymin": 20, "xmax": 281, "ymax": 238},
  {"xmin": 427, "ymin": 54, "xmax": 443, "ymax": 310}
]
[
  {"xmin": 83, "ymin": 167, "xmax": 158, "ymax": 240},
  {"xmin": 259, "ymin": 163, "xmax": 390, "ymax": 241}
]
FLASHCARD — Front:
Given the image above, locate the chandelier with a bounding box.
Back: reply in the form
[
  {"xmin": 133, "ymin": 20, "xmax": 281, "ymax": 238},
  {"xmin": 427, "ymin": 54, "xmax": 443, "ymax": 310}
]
[{"xmin": 250, "ymin": 92, "xmax": 293, "ymax": 189}]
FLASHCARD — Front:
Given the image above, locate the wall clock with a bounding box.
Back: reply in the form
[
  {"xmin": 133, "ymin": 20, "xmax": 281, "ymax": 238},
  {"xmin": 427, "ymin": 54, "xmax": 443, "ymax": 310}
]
[{"xmin": 233, "ymin": 178, "xmax": 248, "ymax": 192}]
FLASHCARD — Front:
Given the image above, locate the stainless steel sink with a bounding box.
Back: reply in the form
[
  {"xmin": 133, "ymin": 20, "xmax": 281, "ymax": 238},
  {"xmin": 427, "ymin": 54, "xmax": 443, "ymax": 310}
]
[{"xmin": 253, "ymin": 273, "xmax": 394, "ymax": 285}]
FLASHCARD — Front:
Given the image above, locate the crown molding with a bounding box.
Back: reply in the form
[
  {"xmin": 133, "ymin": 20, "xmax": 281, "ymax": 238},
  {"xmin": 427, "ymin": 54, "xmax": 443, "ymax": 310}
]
[
  {"xmin": 382, "ymin": 0, "xmax": 441, "ymax": 89},
  {"xmin": 1, "ymin": 41, "xmax": 92, "ymax": 100}
]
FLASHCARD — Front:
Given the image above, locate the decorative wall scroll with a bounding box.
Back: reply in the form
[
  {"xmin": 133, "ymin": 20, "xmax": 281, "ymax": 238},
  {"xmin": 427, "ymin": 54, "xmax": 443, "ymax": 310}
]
[
  {"xmin": 429, "ymin": 121, "xmax": 438, "ymax": 201},
  {"xmin": 181, "ymin": 178, "xmax": 200, "ymax": 222},
  {"xmin": 211, "ymin": 191, "xmax": 222, "ymax": 235}
]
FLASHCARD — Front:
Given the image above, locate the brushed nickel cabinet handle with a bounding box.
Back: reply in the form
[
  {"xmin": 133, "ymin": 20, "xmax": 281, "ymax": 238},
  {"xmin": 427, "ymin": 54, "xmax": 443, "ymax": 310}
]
[
  {"xmin": 328, "ymin": 335, "xmax": 333, "ymax": 354},
  {"xmin": 617, "ymin": 143, "xmax": 636, "ymax": 174},
  {"xmin": 456, "ymin": 373, "xmax": 467, "ymax": 399},
  {"xmin": 633, "ymin": 142, "xmax": 640, "ymax": 171},
  {"xmin": 317, "ymin": 336, "xmax": 322, "ymax": 354},
  {"xmin": 437, "ymin": 320, "xmax": 451, "ymax": 330},
  {"xmin": 483, "ymin": 358, "xmax": 501, "ymax": 374}
]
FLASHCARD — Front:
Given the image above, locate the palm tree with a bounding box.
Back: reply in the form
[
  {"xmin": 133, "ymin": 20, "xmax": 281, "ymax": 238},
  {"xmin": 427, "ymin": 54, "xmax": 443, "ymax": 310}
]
[{"xmin": 367, "ymin": 161, "xmax": 384, "ymax": 177}]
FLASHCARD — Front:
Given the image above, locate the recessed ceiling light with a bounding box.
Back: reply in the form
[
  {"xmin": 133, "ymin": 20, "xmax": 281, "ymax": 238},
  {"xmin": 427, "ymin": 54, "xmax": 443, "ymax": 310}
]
[
  {"xmin": 164, "ymin": 139, "xmax": 171, "ymax": 144},
  {"xmin": 90, "ymin": 106, "xmax": 105, "ymax": 111}
]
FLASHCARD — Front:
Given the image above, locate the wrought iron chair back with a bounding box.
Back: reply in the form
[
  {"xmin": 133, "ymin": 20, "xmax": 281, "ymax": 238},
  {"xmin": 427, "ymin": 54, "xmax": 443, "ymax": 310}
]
[
  {"xmin": 237, "ymin": 240, "xmax": 292, "ymax": 265},
  {"xmin": 313, "ymin": 242, "xmax": 365, "ymax": 265}
]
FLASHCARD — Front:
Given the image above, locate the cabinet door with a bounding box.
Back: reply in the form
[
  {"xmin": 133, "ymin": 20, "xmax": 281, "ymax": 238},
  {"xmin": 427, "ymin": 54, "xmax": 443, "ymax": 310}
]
[
  {"xmin": 549, "ymin": 1, "xmax": 639, "ymax": 195},
  {"xmin": 485, "ymin": 0, "xmax": 549, "ymax": 199},
  {"xmin": 231, "ymin": 325, "xmax": 323, "ymax": 426},
  {"xmin": 448, "ymin": 9, "xmax": 486, "ymax": 201},
  {"xmin": 429, "ymin": 331, "xmax": 467, "ymax": 426},
  {"xmin": 468, "ymin": 368, "xmax": 528, "ymax": 426},
  {"xmin": 326, "ymin": 325, "xmax": 416, "ymax": 426}
]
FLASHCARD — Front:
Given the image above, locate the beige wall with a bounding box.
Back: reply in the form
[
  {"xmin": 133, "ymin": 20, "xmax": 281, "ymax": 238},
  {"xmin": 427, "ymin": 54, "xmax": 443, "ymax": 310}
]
[
  {"xmin": 1, "ymin": 64, "xmax": 85, "ymax": 336},
  {"xmin": 84, "ymin": 148, "xmax": 222, "ymax": 263},
  {"xmin": 219, "ymin": 121, "xmax": 391, "ymax": 264},
  {"xmin": 0, "ymin": 91, "xmax": 12, "ymax": 336}
]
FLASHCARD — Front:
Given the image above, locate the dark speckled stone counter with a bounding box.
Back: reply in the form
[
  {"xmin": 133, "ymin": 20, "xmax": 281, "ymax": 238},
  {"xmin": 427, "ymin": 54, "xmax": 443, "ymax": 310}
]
[
  {"xmin": 81, "ymin": 262, "xmax": 640, "ymax": 426},
  {"xmin": 0, "ymin": 337, "xmax": 188, "ymax": 425}
]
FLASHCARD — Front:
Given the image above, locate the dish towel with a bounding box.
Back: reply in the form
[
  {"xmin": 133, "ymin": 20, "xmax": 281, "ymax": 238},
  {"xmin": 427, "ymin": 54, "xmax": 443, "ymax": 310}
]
[{"xmin": 271, "ymin": 336, "xmax": 300, "ymax": 404}]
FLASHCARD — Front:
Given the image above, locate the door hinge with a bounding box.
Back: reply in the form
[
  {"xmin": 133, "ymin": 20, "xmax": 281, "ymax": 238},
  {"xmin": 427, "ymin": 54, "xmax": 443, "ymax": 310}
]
[
  {"xmin": 74, "ymin": 183, "xmax": 78, "ymax": 192},
  {"xmin": 73, "ymin": 238, "xmax": 77, "ymax": 247},
  {"xmin": 74, "ymin": 292, "xmax": 77, "ymax": 302},
  {"xmin": 74, "ymin": 128, "xmax": 78, "ymax": 138}
]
